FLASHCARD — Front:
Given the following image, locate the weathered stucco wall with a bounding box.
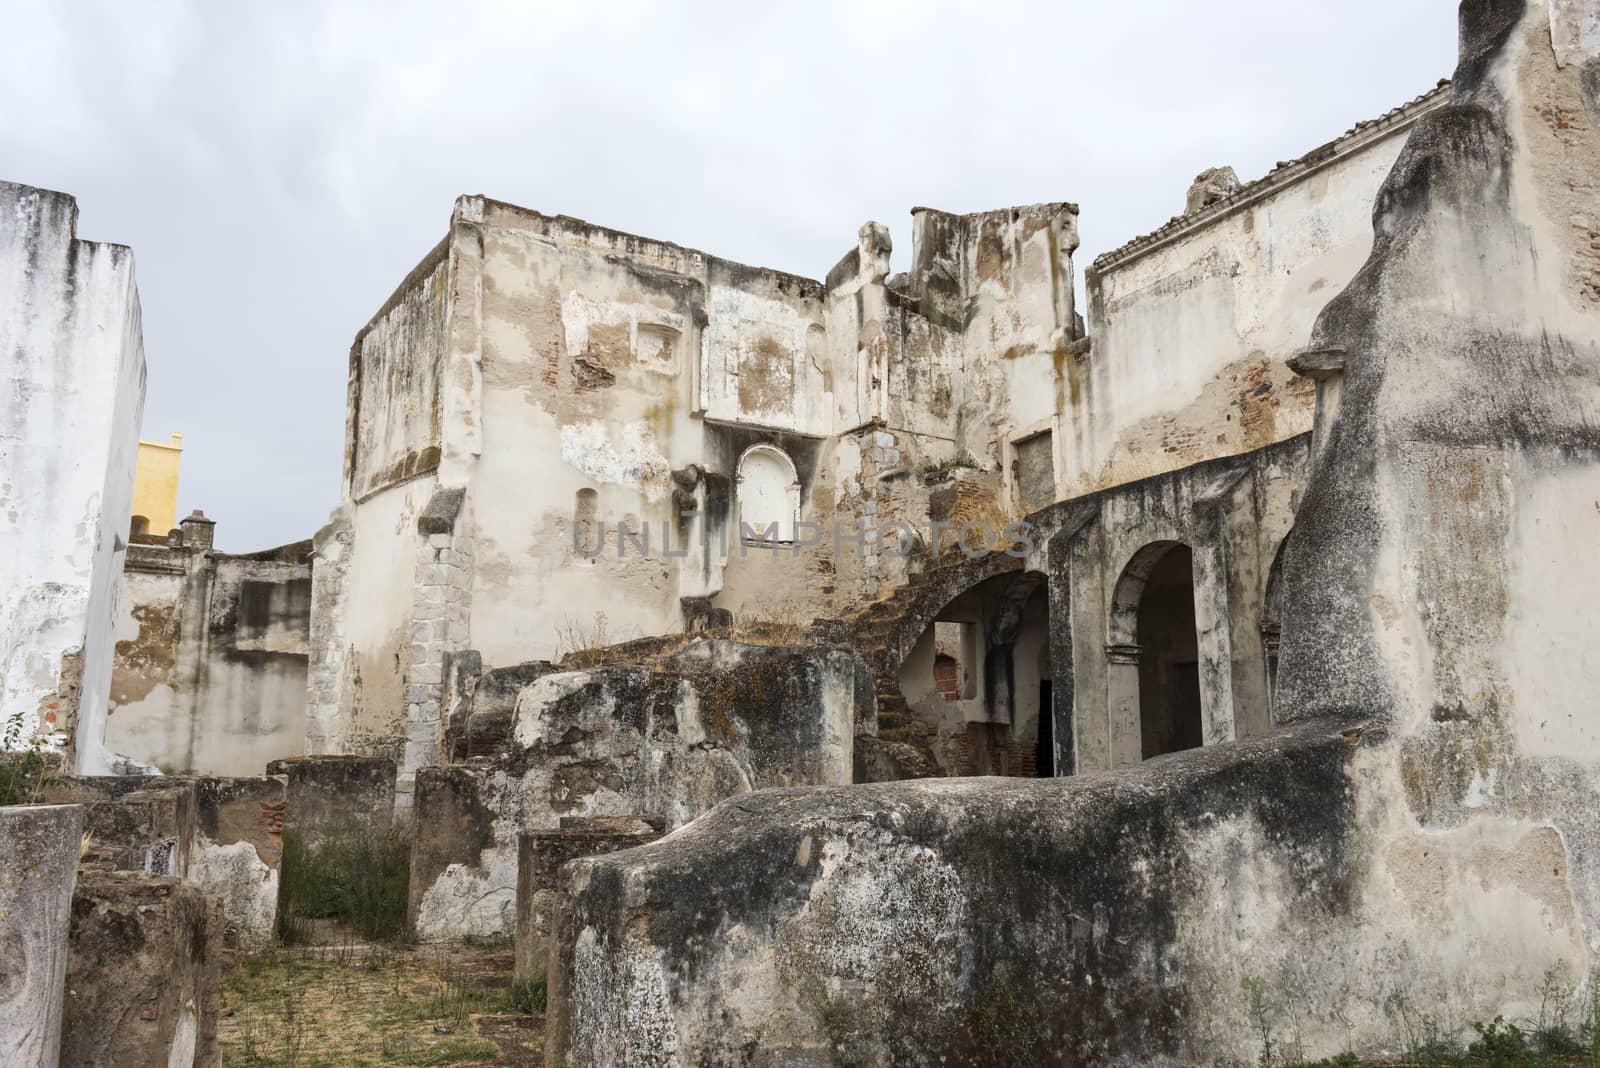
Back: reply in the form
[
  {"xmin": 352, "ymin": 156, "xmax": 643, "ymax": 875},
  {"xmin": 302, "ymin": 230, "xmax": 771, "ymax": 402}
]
[
  {"xmin": 0, "ymin": 181, "xmax": 146, "ymax": 772},
  {"xmin": 106, "ymin": 525, "xmax": 311, "ymax": 777},
  {"xmin": 1073, "ymin": 88, "xmax": 1446, "ymax": 498}
]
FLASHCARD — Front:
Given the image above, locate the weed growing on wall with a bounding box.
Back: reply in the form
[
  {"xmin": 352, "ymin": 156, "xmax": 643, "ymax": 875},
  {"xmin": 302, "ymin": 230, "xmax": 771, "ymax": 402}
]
[{"xmin": 0, "ymin": 708, "xmax": 54, "ymax": 806}]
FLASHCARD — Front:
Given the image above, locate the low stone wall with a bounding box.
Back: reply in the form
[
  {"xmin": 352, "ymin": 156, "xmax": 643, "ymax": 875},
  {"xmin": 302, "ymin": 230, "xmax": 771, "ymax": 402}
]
[
  {"xmin": 549, "ymin": 720, "xmax": 1407, "ymax": 1066},
  {"xmin": 409, "ymin": 641, "xmax": 862, "ymax": 939},
  {"xmin": 266, "ymin": 754, "xmax": 395, "ymax": 843},
  {"xmin": 40, "ymin": 775, "xmax": 286, "ymax": 943},
  {"xmin": 0, "ymin": 804, "xmax": 84, "ymax": 1068},
  {"xmin": 62, "ymin": 870, "xmax": 223, "ymax": 1068}
]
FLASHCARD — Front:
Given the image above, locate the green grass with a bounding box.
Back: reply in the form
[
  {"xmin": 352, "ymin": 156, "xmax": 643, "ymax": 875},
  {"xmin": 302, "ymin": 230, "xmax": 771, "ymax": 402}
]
[
  {"xmin": 276, "ymin": 827, "xmax": 412, "ymax": 945},
  {"xmin": 222, "ymin": 942, "xmax": 538, "ymax": 1066}
]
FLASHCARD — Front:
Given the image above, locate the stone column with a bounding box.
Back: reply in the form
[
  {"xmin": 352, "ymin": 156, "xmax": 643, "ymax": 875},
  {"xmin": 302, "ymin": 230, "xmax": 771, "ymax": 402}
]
[
  {"xmin": 1104, "ymin": 643, "xmax": 1144, "ymax": 767},
  {"xmin": 0, "ymin": 803, "xmax": 85, "ymax": 1068}
]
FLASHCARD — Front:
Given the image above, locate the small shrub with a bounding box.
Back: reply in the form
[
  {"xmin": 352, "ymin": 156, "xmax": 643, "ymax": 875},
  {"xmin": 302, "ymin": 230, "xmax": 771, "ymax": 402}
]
[
  {"xmin": 556, "ymin": 611, "xmax": 612, "ymax": 668},
  {"xmin": 1533, "ymin": 964, "xmax": 1583, "ymax": 1056},
  {"xmin": 1391, "ymin": 993, "xmax": 1460, "ymax": 1065},
  {"xmin": 0, "ymin": 709, "xmax": 54, "ymax": 807},
  {"xmin": 1469, "ymin": 1016, "xmax": 1532, "ymax": 1066},
  {"xmin": 1241, "ymin": 975, "xmax": 1278, "ymax": 1067},
  {"xmin": 510, "ymin": 974, "xmax": 547, "ymax": 1015}
]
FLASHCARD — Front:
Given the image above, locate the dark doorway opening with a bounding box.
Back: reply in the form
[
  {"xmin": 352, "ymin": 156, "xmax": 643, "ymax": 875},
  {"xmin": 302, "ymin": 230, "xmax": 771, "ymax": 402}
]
[
  {"xmin": 1138, "ymin": 545, "xmax": 1203, "ymax": 759},
  {"xmin": 1036, "ymin": 679, "xmax": 1054, "ymax": 777}
]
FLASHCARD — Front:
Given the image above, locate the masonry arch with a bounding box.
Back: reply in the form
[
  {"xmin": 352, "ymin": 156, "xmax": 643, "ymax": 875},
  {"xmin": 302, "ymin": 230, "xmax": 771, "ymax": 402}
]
[
  {"xmin": 736, "ymin": 444, "xmax": 800, "ymax": 544},
  {"xmin": 1108, "ymin": 541, "xmax": 1202, "ymax": 761},
  {"xmin": 1261, "ymin": 534, "xmax": 1290, "ymax": 723},
  {"xmin": 892, "ymin": 567, "xmax": 1051, "ymax": 777}
]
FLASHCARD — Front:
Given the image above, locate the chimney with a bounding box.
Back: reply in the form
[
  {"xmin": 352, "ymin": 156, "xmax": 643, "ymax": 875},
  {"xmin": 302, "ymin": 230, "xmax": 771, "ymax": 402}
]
[{"xmin": 179, "ymin": 509, "xmax": 215, "ymax": 550}]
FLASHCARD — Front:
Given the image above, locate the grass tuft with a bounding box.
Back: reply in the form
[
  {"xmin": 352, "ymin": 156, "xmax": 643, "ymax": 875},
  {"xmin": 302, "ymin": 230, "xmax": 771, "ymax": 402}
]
[{"xmin": 277, "ymin": 827, "xmax": 412, "ymax": 945}]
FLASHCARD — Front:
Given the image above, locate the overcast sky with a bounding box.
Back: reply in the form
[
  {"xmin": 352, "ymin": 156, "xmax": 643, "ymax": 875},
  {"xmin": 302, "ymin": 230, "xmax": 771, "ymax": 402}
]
[{"xmin": 3, "ymin": 1, "xmax": 1458, "ymax": 551}]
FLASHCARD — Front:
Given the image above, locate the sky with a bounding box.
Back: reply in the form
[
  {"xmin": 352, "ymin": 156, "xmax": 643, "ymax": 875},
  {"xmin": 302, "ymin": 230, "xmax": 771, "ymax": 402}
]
[{"xmin": 2, "ymin": 0, "xmax": 1459, "ymax": 551}]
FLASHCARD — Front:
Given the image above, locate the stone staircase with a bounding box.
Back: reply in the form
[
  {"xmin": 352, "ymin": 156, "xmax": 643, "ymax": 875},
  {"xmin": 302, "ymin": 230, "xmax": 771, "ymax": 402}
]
[{"xmin": 836, "ymin": 550, "xmax": 1025, "ymax": 780}]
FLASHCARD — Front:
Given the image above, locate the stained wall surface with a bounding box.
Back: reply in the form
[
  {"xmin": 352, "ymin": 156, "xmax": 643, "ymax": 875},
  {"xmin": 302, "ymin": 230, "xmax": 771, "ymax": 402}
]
[
  {"xmin": 1074, "ymin": 88, "xmax": 1447, "ymax": 496},
  {"xmin": 107, "ymin": 525, "xmax": 311, "ymax": 776}
]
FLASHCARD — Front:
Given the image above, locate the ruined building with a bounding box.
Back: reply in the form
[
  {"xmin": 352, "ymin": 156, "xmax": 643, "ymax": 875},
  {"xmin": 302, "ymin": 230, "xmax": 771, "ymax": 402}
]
[
  {"xmin": 107, "ymin": 513, "xmax": 311, "ymax": 777},
  {"xmin": 305, "ymin": 73, "xmax": 1449, "ymax": 794},
  {"xmin": 2, "ymin": 0, "xmax": 1598, "ymax": 1064}
]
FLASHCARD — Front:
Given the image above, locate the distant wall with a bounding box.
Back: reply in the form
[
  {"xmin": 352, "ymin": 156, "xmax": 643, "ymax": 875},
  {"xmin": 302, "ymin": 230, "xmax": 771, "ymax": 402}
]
[
  {"xmin": 1073, "ymin": 89, "xmax": 1445, "ymax": 497},
  {"xmin": 346, "ymin": 241, "xmax": 449, "ymax": 500},
  {"xmin": 107, "ymin": 527, "xmax": 311, "ymax": 776},
  {"xmin": 131, "ymin": 434, "xmax": 183, "ymax": 535},
  {"xmin": 0, "ymin": 180, "xmax": 146, "ymax": 770}
]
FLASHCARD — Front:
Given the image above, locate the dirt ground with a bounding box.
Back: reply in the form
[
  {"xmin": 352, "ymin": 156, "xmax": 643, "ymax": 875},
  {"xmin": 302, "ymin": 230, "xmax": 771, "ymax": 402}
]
[{"xmin": 219, "ymin": 940, "xmax": 543, "ymax": 1066}]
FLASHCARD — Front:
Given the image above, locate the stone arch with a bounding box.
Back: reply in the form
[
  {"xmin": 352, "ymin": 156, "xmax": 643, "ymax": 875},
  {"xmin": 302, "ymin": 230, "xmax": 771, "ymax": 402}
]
[
  {"xmin": 735, "ymin": 444, "xmax": 800, "ymax": 544},
  {"xmin": 1261, "ymin": 533, "xmax": 1290, "ymax": 722},
  {"xmin": 889, "ymin": 566, "xmax": 1051, "ymax": 777},
  {"xmin": 1108, "ymin": 541, "xmax": 1202, "ymax": 761}
]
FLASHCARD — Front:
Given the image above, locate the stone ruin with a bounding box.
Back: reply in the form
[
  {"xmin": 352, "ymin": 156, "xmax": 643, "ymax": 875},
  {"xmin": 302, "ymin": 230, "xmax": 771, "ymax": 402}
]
[{"xmin": 1, "ymin": 0, "xmax": 1598, "ymax": 1064}]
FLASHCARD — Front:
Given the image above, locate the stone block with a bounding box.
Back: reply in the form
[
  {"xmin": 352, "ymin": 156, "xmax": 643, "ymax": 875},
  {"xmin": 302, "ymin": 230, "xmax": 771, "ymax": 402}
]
[
  {"xmin": 188, "ymin": 777, "xmax": 285, "ymax": 944},
  {"xmin": 62, "ymin": 870, "xmax": 222, "ymax": 1068},
  {"xmin": 0, "ymin": 804, "xmax": 84, "ymax": 1068},
  {"xmin": 265, "ymin": 755, "xmax": 395, "ymax": 845},
  {"xmin": 40, "ymin": 775, "xmax": 286, "ymax": 943},
  {"xmin": 514, "ymin": 816, "xmax": 661, "ymax": 982},
  {"xmin": 408, "ymin": 765, "xmax": 518, "ymax": 940},
  {"xmin": 79, "ymin": 785, "xmax": 194, "ymax": 877}
]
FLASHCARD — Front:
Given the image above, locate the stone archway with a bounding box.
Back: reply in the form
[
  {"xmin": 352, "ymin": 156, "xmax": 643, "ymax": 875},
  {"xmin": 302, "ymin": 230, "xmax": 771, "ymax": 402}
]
[{"xmin": 1108, "ymin": 542, "xmax": 1203, "ymax": 762}]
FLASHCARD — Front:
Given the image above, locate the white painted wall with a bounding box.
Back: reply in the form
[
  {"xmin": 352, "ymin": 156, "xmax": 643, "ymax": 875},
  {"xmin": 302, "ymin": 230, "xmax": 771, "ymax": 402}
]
[{"xmin": 0, "ymin": 181, "xmax": 145, "ymax": 771}]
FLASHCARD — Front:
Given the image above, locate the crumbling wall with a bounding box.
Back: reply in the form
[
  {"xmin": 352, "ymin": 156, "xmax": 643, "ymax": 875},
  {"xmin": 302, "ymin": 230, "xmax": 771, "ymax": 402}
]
[
  {"xmin": 0, "ymin": 181, "xmax": 146, "ymax": 772},
  {"xmin": 1074, "ymin": 87, "xmax": 1447, "ymax": 499},
  {"xmin": 106, "ymin": 531, "xmax": 310, "ymax": 777},
  {"xmin": 408, "ymin": 641, "xmax": 861, "ymax": 939}
]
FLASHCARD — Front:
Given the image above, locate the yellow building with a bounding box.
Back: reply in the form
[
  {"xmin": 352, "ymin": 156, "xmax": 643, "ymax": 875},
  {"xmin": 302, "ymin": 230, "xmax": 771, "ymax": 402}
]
[{"xmin": 131, "ymin": 433, "xmax": 182, "ymax": 536}]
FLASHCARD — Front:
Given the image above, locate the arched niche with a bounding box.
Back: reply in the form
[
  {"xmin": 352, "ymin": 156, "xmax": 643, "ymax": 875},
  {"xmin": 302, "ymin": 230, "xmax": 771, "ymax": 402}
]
[{"xmin": 736, "ymin": 444, "xmax": 800, "ymax": 544}]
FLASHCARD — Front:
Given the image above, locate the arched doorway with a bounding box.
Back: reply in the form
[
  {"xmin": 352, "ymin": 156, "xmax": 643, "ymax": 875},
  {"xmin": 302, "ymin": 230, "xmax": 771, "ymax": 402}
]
[
  {"xmin": 1109, "ymin": 542, "xmax": 1203, "ymax": 762},
  {"xmin": 891, "ymin": 570, "xmax": 1050, "ymax": 777}
]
